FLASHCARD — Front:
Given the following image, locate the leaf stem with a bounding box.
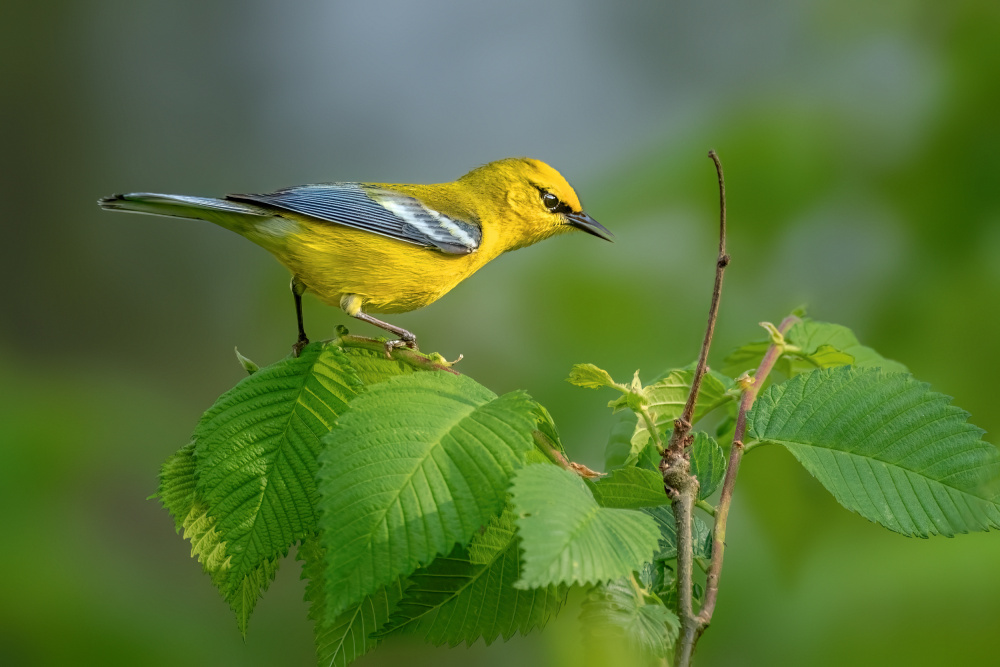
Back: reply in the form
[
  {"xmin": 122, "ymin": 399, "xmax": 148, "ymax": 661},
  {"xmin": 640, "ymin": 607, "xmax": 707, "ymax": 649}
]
[
  {"xmin": 532, "ymin": 431, "xmax": 604, "ymax": 479},
  {"xmin": 695, "ymin": 499, "xmax": 716, "ymax": 517},
  {"xmin": 639, "ymin": 404, "xmax": 665, "ymax": 452},
  {"xmin": 629, "ymin": 571, "xmax": 648, "ymax": 600},
  {"xmin": 533, "ymin": 431, "xmax": 574, "ymax": 470}
]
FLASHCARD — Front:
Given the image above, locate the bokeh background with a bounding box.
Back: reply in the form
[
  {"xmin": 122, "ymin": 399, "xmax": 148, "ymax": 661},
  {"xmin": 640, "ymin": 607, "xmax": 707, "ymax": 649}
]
[{"xmin": 2, "ymin": 1, "xmax": 999, "ymax": 665}]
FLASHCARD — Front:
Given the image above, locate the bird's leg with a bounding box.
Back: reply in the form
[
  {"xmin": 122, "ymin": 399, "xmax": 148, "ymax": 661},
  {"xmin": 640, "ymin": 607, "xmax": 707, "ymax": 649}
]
[
  {"xmin": 291, "ymin": 276, "xmax": 309, "ymax": 357},
  {"xmin": 352, "ymin": 311, "xmax": 418, "ymax": 357}
]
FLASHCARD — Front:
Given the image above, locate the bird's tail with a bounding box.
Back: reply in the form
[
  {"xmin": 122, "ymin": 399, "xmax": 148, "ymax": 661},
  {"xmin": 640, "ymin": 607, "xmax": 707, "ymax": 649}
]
[{"xmin": 98, "ymin": 192, "xmax": 272, "ymax": 237}]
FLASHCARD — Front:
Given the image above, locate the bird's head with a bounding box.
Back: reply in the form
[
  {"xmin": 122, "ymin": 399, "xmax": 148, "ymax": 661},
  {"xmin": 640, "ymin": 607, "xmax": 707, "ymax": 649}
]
[{"xmin": 460, "ymin": 157, "xmax": 613, "ymax": 251}]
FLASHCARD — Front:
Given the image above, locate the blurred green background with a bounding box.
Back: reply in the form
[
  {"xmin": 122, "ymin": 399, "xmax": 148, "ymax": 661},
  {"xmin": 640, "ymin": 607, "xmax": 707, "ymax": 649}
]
[{"xmin": 2, "ymin": 1, "xmax": 999, "ymax": 665}]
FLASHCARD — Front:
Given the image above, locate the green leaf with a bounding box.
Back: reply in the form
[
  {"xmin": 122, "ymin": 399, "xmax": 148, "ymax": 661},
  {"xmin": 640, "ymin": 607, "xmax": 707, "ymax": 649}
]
[
  {"xmin": 380, "ymin": 509, "xmax": 564, "ymax": 646},
  {"xmin": 155, "ymin": 442, "xmax": 198, "ymax": 532},
  {"xmin": 155, "ymin": 443, "xmax": 228, "ymax": 574},
  {"xmin": 316, "ymin": 372, "xmax": 538, "ymax": 620},
  {"xmin": 806, "ymin": 344, "xmax": 855, "ymax": 369},
  {"xmin": 467, "ymin": 507, "xmax": 515, "ymax": 565},
  {"xmin": 580, "ymin": 579, "xmax": 679, "ymax": 658},
  {"xmin": 721, "ymin": 318, "xmax": 908, "ymax": 379},
  {"xmin": 627, "ymin": 369, "xmax": 733, "ymax": 463},
  {"xmin": 638, "ymin": 560, "xmax": 675, "ymax": 600},
  {"xmin": 749, "ymin": 366, "xmax": 1000, "ymax": 537},
  {"xmin": 720, "ymin": 340, "xmax": 771, "ymax": 378},
  {"xmin": 234, "ymin": 347, "xmax": 259, "ymax": 375},
  {"xmin": 611, "ymin": 431, "xmax": 724, "ymax": 495},
  {"xmin": 785, "ymin": 319, "xmax": 908, "ymax": 373},
  {"xmin": 588, "ymin": 467, "xmax": 667, "ymax": 509},
  {"xmin": 511, "ymin": 465, "xmax": 660, "ymax": 588},
  {"xmin": 155, "ymin": 342, "xmax": 417, "ymax": 636},
  {"xmin": 340, "ymin": 345, "xmax": 417, "ymax": 386},
  {"xmin": 643, "ymin": 505, "xmax": 712, "ymax": 560},
  {"xmin": 155, "ymin": 441, "xmax": 283, "ymax": 634},
  {"xmin": 191, "ymin": 343, "xmax": 363, "ymax": 633},
  {"xmin": 690, "ymin": 432, "xmax": 726, "ymax": 500},
  {"xmin": 225, "ymin": 556, "xmax": 282, "ymax": 636},
  {"xmin": 533, "ymin": 403, "xmax": 567, "ymax": 455},
  {"xmin": 606, "ymin": 368, "xmax": 733, "ymax": 471},
  {"xmin": 605, "ymin": 410, "xmax": 640, "ymax": 470},
  {"xmin": 299, "ymin": 538, "xmax": 404, "ymax": 667},
  {"xmin": 635, "ymin": 440, "xmax": 663, "ymax": 472},
  {"xmin": 179, "ymin": 503, "xmax": 233, "ymax": 581},
  {"xmin": 568, "ymin": 363, "xmax": 620, "ymax": 390}
]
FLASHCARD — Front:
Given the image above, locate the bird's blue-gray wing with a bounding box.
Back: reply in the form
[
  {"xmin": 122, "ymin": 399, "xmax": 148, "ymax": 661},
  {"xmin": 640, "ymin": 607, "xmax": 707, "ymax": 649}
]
[{"xmin": 227, "ymin": 183, "xmax": 481, "ymax": 255}]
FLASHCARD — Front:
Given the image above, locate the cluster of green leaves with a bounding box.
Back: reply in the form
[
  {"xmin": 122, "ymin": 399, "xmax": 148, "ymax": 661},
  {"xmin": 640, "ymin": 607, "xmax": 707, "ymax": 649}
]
[
  {"xmin": 564, "ymin": 316, "xmax": 1000, "ymax": 659},
  {"xmin": 154, "ymin": 340, "xmax": 663, "ymax": 665},
  {"xmin": 565, "ymin": 362, "xmax": 728, "ymax": 658},
  {"xmin": 153, "ymin": 317, "xmax": 1000, "ymax": 665}
]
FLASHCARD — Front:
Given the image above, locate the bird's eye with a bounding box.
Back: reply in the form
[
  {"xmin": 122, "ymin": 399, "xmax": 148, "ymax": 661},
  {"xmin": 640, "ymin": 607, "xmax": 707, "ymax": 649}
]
[{"xmin": 541, "ymin": 191, "xmax": 560, "ymax": 212}]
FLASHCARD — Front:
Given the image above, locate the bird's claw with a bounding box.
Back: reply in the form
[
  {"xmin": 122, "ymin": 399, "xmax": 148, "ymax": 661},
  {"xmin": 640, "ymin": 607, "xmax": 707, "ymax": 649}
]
[
  {"xmin": 292, "ymin": 337, "xmax": 310, "ymax": 358},
  {"xmin": 383, "ymin": 335, "xmax": 418, "ymax": 358}
]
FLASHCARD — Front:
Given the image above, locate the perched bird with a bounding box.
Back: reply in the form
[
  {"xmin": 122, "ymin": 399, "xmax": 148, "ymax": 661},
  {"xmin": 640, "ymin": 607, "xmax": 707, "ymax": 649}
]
[{"xmin": 99, "ymin": 157, "xmax": 612, "ymax": 355}]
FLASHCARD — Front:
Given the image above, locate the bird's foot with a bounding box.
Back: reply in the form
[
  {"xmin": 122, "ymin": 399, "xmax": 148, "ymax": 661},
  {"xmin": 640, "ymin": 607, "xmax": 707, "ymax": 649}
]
[
  {"xmin": 382, "ymin": 333, "xmax": 418, "ymax": 358},
  {"xmin": 292, "ymin": 336, "xmax": 310, "ymax": 358}
]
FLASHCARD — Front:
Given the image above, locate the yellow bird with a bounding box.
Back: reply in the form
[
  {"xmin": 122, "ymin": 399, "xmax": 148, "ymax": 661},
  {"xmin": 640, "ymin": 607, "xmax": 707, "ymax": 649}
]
[{"xmin": 99, "ymin": 157, "xmax": 612, "ymax": 354}]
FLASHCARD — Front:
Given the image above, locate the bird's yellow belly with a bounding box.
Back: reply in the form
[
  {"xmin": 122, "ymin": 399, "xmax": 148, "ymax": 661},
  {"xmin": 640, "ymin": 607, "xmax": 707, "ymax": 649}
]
[{"xmin": 277, "ymin": 221, "xmax": 491, "ymax": 314}]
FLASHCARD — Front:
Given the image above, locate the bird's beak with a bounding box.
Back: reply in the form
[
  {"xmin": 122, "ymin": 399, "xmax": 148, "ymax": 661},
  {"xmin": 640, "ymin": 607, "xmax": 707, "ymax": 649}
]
[{"xmin": 566, "ymin": 211, "xmax": 614, "ymax": 242}]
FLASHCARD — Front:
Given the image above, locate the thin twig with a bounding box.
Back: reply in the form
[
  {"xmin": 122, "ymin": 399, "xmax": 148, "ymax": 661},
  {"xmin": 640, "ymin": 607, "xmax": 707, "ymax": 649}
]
[
  {"xmin": 673, "ymin": 149, "xmax": 730, "ymax": 445},
  {"xmin": 693, "ymin": 315, "xmax": 799, "ymax": 634},
  {"xmin": 664, "ymin": 150, "xmax": 730, "ymax": 667}
]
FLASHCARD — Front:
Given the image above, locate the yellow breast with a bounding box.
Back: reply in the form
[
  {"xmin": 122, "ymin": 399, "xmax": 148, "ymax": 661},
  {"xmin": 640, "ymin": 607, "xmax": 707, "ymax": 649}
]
[{"xmin": 279, "ymin": 218, "xmax": 494, "ymax": 313}]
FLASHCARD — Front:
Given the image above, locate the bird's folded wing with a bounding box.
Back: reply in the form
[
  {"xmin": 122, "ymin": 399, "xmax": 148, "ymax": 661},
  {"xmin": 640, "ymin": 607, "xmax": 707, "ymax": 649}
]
[{"xmin": 227, "ymin": 183, "xmax": 480, "ymax": 255}]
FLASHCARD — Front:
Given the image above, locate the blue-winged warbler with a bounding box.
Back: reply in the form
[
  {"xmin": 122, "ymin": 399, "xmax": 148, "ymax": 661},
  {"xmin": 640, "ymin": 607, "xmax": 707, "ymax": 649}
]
[{"xmin": 99, "ymin": 157, "xmax": 612, "ymax": 354}]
